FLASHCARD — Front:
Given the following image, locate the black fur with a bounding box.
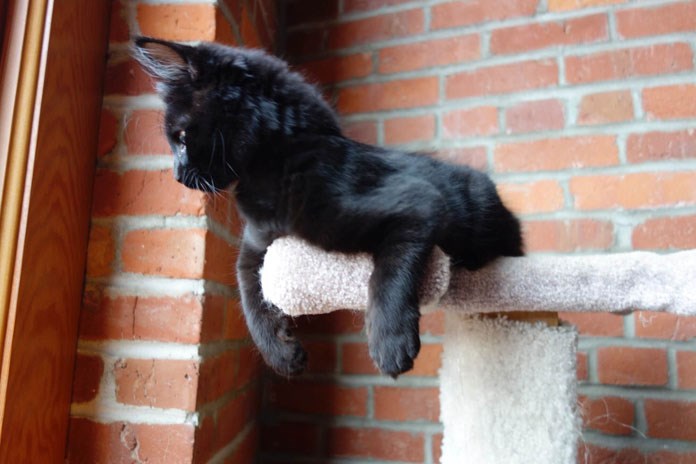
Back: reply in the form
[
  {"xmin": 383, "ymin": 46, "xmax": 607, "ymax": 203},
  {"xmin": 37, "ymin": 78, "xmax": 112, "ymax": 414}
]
[{"xmin": 133, "ymin": 37, "xmax": 523, "ymax": 378}]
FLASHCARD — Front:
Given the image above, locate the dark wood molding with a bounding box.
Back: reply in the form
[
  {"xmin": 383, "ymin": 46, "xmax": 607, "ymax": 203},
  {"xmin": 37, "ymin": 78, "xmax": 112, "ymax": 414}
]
[{"xmin": 0, "ymin": 1, "xmax": 110, "ymax": 461}]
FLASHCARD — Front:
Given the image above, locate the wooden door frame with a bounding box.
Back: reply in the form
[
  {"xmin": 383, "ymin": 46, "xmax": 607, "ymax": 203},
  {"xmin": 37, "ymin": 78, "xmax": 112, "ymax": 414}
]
[{"xmin": 0, "ymin": 0, "xmax": 110, "ymax": 461}]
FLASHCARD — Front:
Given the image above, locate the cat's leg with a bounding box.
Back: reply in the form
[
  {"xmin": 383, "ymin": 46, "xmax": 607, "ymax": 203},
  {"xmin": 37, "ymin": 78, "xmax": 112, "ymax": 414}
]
[
  {"xmin": 236, "ymin": 225, "xmax": 307, "ymax": 376},
  {"xmin": 356, "ymin": 178, "xmax": 440, "ymax": 377},
  {"xmin": 439, "ymin": 171, "xmax": 523, "ymax": 270},
  {"xmin": 367, "ymin": 226, "xmax": 434, "ymax": 377}
]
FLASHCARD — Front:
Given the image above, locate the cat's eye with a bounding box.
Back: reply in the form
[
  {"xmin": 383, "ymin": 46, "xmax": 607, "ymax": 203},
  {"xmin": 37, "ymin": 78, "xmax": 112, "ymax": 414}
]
[{"xmin": 177, "ymin": 130, "xmax": 186, "ymax": 145}]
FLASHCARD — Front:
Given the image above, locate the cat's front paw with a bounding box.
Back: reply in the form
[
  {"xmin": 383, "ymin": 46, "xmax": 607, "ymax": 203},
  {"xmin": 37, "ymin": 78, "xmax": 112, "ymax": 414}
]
[
  {"xmin": 367, "ymin": 323, "xmax": 420, "ymax": 378},
  {"xmin": 263, "ymin": 328, "xmax": 308, "ymax": 377}
]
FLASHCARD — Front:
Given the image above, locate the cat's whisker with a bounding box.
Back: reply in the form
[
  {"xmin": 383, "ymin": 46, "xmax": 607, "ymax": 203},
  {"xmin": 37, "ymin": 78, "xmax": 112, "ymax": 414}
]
[
  {"xmin": 208, "ymin": 132, "xmax": 217, "ymax": 172},
  {"xmin": 217, "ymin": 129, "xmax": 226, "ymax": 157},
  {"xmin": 225, "ymin": 161, "xmax": 237, "ymax": 177},
  {"xmin": 217, "ymin": 129, "xmax": 238, "ymax": 178}
]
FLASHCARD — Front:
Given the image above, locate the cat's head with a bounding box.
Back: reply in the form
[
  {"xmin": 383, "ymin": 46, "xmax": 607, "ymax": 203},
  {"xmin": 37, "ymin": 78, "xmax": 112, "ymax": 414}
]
[{"xmin": 133, "ymin": 37, "xmax": 340, "ymax": 192}]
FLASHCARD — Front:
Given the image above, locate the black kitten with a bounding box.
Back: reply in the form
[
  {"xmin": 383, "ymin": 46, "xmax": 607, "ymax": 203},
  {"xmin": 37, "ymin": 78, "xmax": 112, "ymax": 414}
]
[{"xmin": 133, "ymin": 37, "xmax": 523, "ymax": 378}]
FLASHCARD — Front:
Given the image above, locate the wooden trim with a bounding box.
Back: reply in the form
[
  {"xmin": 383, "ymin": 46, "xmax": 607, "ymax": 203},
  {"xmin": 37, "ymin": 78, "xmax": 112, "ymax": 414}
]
[
  {"xmin": 0, "ymin": 0, "xmax": 110, "ymax": 461},
  {"xmin": 0, "ymin": 0, "xmax": 50, "ymax": 369}
]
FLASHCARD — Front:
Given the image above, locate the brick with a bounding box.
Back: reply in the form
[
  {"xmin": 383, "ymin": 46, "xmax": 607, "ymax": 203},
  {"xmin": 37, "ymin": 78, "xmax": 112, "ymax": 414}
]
[
  {"xmin": 548, "ymin": 0, "xmax": 625, "ymax": 11},
  {"xmin": 634, "ymin": 312, "xmax": 696, "ymax": 341},
  {"xmin": 85, "ymin": 225, "xmax": 115, "ymax": 278},
  {"xmin": 645, "ymin": 400, "xmax": 696, "ymax": 441},
  {"xmin": 202, "ymin": 190, "xmax": 229, "ymax": 225},
  {"xmin": 286, "ymin": 0, "xmax": 338, "ymax": 26},
  {"xmin": 328, "ymin": 9, "xmax": 424, "ymax": 50},
  {"xmin": 633, "ymin": 216, "xmax": 696, "ymax": 251},
  {"xmin": 104, "ymin": 59, "xmax": 155, "ymax": 96},
  {"xmin": 566, "ymin": 43, "xmax": 693, "ymax": 84},
  {"xmin": 197, "ymin": 350, "xmax": 236, "ymax": 404},
  {"xmin": 286, "ymin": 29, "xmax": 329, "ymax": 58},
  {"xmin": 432, "ymin": 433, "xmax": 443, "ymax": 464},
  {"xmin": 224, "ymin": 426, "xmax": 258, "ymax": 464},
  {"xmin": 341, "ymin": 342, "xmax": 378, "ymax": 375},
  {"xmin": 235, "ymin": 345, "xmax": 261, "ymax": 388},
  {"xmin": 446, "ymin": 60, "xmax": 558, "ymax": 99},
  {"xmin": 72, "ymin": 354, "xmax": 104, "ymax": 403},
  {"xmin": 384, "ymin": 115, "xmax": 435, "ymax": 145},
  {"xmin": 490, "ymin": 14, "xmax": 607, "ymax": 55},
  {"xmin": 268, "ymin": 381, "xmax": 367, "ymax": 416},
  {"xmin": 408, "ymin": 343, "xmax": 443, "ymax": 377},
  {"xmin": 374, "ymin": 387, "xmax": 439, "ymax": 422},
  {"xmin": 261, "ymin": 421, "xmax": 320, "ymax": 455},
  {"xmin": 577, "ymin": 445, "xmax": 645, "ymax": 464},
  {"xmin": 495, "ymin": 136, "xmax": 618, "ymax": 173},
  {"xmin": 305, "ymin": 340, "xmax": 337, "ymax": 374},
  {"xmin": 299, "ymin": 53, "xmax": 373, "ymax": 85},
  {"xmin": 137, "ymin": 4, "xmax": 216, "ymax": 41},
  {"xmin": 580, "ymin": 396, "xmax": 635, "ymax": 436},
  {"xmin": 203, "ymin": 231, "xmax": 238, "ymax": 286},
  {"xmin": 597, "ymin": 347, "xmax": 668, "ymax": 386},
  {"xmin": 433, "ymin": 147, "xmax": 488, "ymax": 171},
  {"xmin": 442, "ymin": 107, "xmax": 498, "ymax": 138},
  {"xmin": 341, "ymin": 342, "xmax": 441, "ymax": 376},
  {"xmin": 645, "ymin": 451, "xmax": 696, "ymax": 464},
  {"xmin": 215, "ymin": 8, "xmax": 238, "ymax": 46},
  {"xmin": 337, "ymin": 77, "xmax": 438, "ymax": 114},
  {"xmin": 327, "ymin": 427, "xmax": 424, "ymax": 462},
  {"xmin": 192, "ymin": 415, "xmax": 216, "ymax": 463},
  {"xmin": 221, "ymin": 0, "xmax": 243, "ymax": 25},
  {"xmin": 431, "ymin": 0, "xmax": 538, "ymax": 30},
  {"xmin": 66, "ymin": 419, "xmax": 195, "ymax": 464},
  {"xmin": 378, "ymin": 35, "xmax": 480, "ymax": 74},
  {"xmin": 627, "ymin": 129, "xmax": 696, "ymax": 164},
  {"xmin": 240, "ymin": 7, "xmax": 262, "ymax": 48},
  {"xmin": 420, "ymin": 311, "xmax": 445, "ymax": 336},
  {"xmin": 570, "ymin": 172, "xmax": 696, "ymax": 210},
  {"xmin": 241, "ymin": 18, "xmax": 264, "ymax": 50},
  {"xmin": 124, "ymin": 110, "xmax": 170, "ymax": 155},
  {"xmin": 295, "ymin": 311, "xmax": 364, "ymax": 335},
  {"xmin": 643, "ymin": 84, "xmax": 696, "ymax": 120},
  {"xmin": 677, "ymin": 351, "xmax": 696, "ymax": 389},
  {"xmin": 98, "ymin": 109, "xmax": 118, "ymax": 157},
  {"xmin": 251, "ymin": 0, "xmax": 277, "ymax": 49},
  {"xmin": 218, "ymin": 390, "xmax": 258, "ymax": 448},
  {"xmin": 343, "ymin": 0, "xmax": 413, "ymax": 12},
  {"xmin": 342, "ymin": 120, "xmax": 378, "ymax": 144},
  {"xmin": 559, "ymin": 312, "xmax": 624, "ymax": 337},
  {"xmin": 91, "ymin": 169, "xmax": 206, "ymax": 217},
  {"xmin": 578, "ymin": 90, "xmax": 633, "ymax": 125},
  {"xmin": 204, "ymin": 194, "xmax": 242, "ymax": 235},
  {"xmin": 504, "ymin": 99, "xmax": 564, "ymax": 134},
  {"xmin": 497, "ymin": 180, "xmax": 565, "ymax": 215},
  {"xmin": 80, "ymin": 292, "xmax": 203, "ymax": 343},
  {"xmin": 200, "ymin": 294, "xmax": 226, "ymax": 342},
  {"xmin": 225, "ymin": 298, "xmax": 250, "ymax": 340},
  {"xmin": 617, "ymin": 2, "xmax": 696, "ymax": 39},
  {"xmin": 577, "ymin": 352, "xmax": 588, "ymax": 381},
  {"xmin": 523, "ymin": 219, "xmax": 613, "ymax": 252},
  {"xmin": 114, "ymin": 358, "xmax": 198, "ymax": 410},
  {"xmin": 121, "ymin": 228, "xmax": 206, "ymax": 278},
  {"xmin": 109, "ymin": 0, "xmax": 129, "ymax": 42}
]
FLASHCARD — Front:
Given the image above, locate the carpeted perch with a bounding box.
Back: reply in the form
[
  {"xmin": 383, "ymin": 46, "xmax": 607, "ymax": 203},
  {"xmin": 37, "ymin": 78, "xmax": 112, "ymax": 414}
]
[{"xmin": 260, "ymin": 236, "xmax": 696, "ymax": 464}]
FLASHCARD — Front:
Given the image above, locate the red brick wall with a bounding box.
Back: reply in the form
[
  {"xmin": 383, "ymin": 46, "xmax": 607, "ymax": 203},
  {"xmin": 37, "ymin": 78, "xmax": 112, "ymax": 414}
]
[
  {"xmin": 67, "ymin": 1, "xmax": 277, "ymax": 463},
  {"xmin": 260, "ymin": 0, "xmax": 696, "ymax": 462}
]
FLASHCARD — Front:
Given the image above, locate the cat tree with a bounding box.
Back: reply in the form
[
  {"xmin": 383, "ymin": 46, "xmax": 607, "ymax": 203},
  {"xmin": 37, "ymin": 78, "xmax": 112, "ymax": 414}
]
[{"xmin": 260, "ymin": 237, "xmax": 696, "ymax": 464}]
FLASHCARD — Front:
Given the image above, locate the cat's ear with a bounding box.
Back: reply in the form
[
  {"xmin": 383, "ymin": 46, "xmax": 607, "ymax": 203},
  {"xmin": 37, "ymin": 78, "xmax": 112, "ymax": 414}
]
[{"xmin": 133, "ymin": 36, "xmax": 197, "ymax": 87}]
